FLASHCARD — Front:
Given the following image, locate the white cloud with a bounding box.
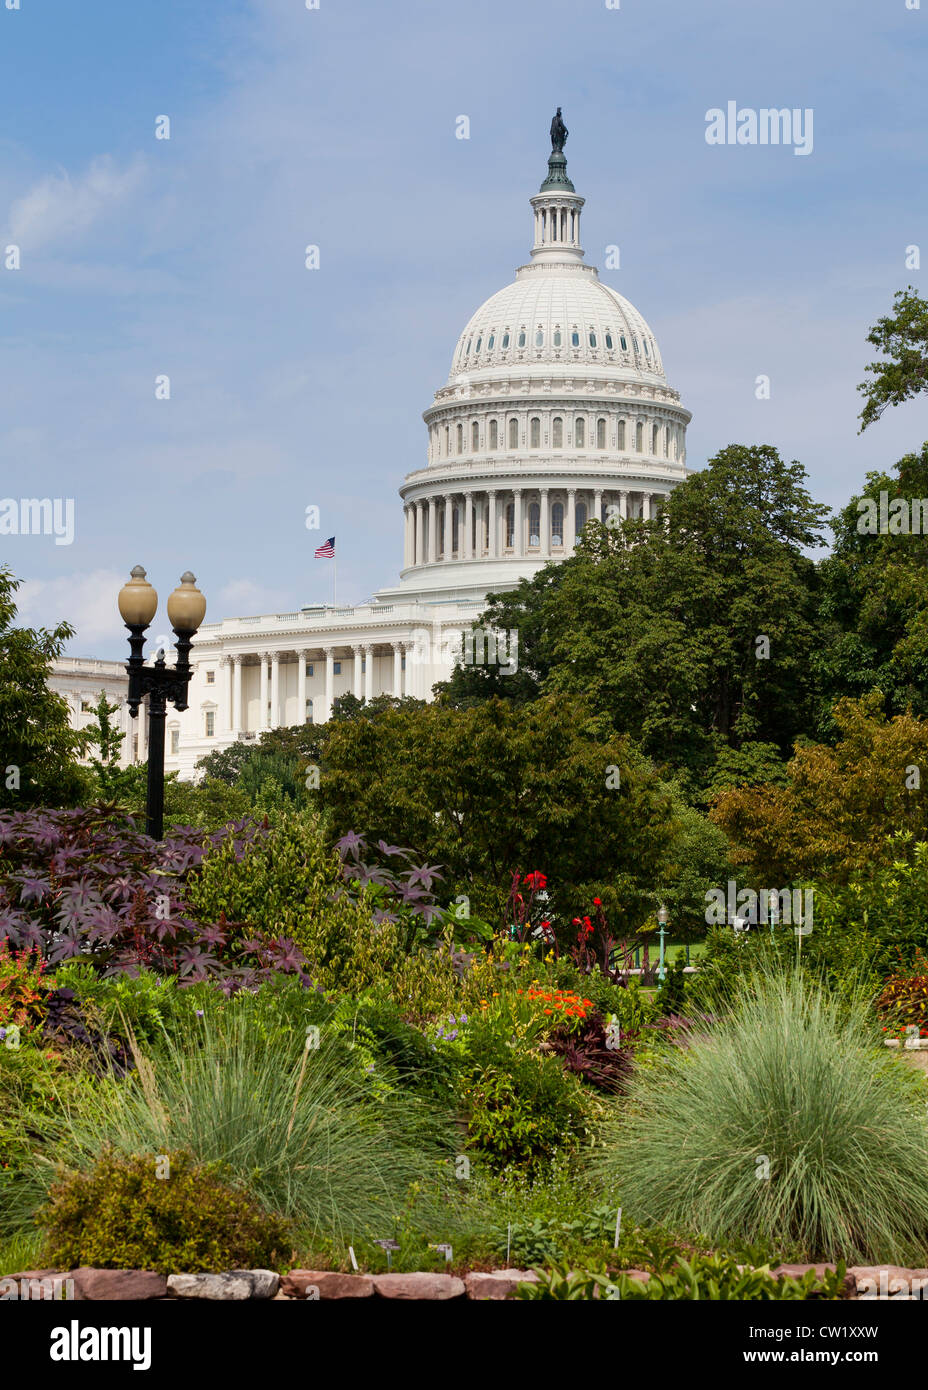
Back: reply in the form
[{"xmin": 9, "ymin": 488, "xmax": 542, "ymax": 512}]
[
  {"xmin": 215, "ymin": 577, "xmax": 290, "ymax": 617},
  {"xmin": 17, "ymin": 568, "xmax": 127, "ymax": 651},
  {"xmin": 6, "ymin": 156, "xmax": 145, "ymax": 253}
]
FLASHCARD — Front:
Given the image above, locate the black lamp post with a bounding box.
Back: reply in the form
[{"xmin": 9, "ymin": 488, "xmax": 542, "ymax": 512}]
[{"xmin": 117, "ymin": 566, "xmax": 207, "ymax": 840}]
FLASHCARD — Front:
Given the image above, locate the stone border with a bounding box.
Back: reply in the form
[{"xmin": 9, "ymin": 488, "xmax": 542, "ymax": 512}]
[{"xmin": 5, "ymin": 1263, "xmax": 925, "ymax": 1300}]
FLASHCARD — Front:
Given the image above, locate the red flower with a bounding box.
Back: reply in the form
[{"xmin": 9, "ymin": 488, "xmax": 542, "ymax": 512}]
[{"xmin": 593, "ymin": 897, "xmax": 601, "ymax": 906}]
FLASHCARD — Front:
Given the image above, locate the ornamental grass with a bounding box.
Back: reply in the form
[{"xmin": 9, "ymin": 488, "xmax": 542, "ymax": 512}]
[{"xmin": 597, "ymin": 970, "xmax": 928, "ymax": 1265}]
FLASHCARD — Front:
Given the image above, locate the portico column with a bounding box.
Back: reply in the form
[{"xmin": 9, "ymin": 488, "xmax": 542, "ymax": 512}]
[
  {"xmin": 427, "ymin": 497, "xmax": 437, "ymax": 562},
  {"xmin": 463, "ymin": 492, "xmax": 473, "ymax": 560},
  {"xmin": 402, "ymin": 643, "xmax": 414, "ymax": 697},
  {"xmin": 513, "ymin": 489, "xmax": 523, "ymax": 557},
  {"xmin": 594, "ymin": 488, "xmax": 603, "ymax": 525},
  {"xmin": 259, "ymin": 654, "xmax": 269, "ymax": 729},
  {"xmin": 566, "ymin": 488, "xmax": 576, "ymax": 551},
  {"xmin": 540, "ymin": 488, "xmax": 550, "ymax": 557},
  {"xmin": 444, "ymin": 494, "xmax": 453, "ymax": 560},
  {"xmin": 488, "ymin": 491, "xmax": 498, "ymax": 558},
  {"xmin": 232, "ymin": 654, "xmax": 243, "ymax": 732},
  {"xmin": 363, "ymin": 645, "xmax": 374, "ymax": 702},
  {"xmin": 297, "ymin": 649, "xmax": 308, "ymax": 724},
  {"xmin": 619, "ymin": 489, "xmax": 628, "ymax": 521},
  {"xmin": 352, "ymin": 644, "xmax": 363, "ymax": 698},
  {"xmin": 220, "ymin": 656, "xmax": 232, "ymax": 732},
  {"xmin": 642, "ymin": 491, "xmax": 652, "ymax": 521},
  {"xmin": 393, "ymin": 642, "xmax": 403, "ymax": 696},
  {"xmin": 403, "ymin": 506, "xmax": 411, "ymax": 567},
  {"xmin": 415, "ymin": 500, "xmax": 424, "ymax": 565},
  {"xmin": 323, "ymin": 647, "xmax": 335, "ymax": 722},
  {"xmin": 270, "ymin": 651, "xmax": 280, "ymax": 728}
]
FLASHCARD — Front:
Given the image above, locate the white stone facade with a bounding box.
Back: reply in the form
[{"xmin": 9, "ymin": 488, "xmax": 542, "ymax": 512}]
[{"xmin": 51, "ymin": 136, "xmax": 692, "ymax": 782}]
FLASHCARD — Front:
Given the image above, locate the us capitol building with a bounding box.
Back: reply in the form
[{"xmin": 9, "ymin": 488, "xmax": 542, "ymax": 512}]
[{"xmin": 52, "ymin": 115, "xmax": 691, "ymax": 779}]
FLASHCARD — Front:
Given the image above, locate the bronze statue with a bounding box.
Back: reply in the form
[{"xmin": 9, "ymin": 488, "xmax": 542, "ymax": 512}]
[{"xmin": 550, "ymin": 107, "xmax": 568, "ymax": 153}]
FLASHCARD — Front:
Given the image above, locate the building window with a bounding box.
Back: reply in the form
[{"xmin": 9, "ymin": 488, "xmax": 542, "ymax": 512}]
[
  {"xmin": 401, "ymin": 654, "xmax": 406, "ymax": 671},
  {"xmin": 571, "ymin": 329, "xmax": 580, "ymax": 347},
  {"xmin": 596, "ymin": 418, "xmax": 606, "ymax": 449},
  {"xmin": 652, "ymin": 424, "xmax": 659, "ymax": 454},
  {"xmin": 465, "ymin": 338, "xmax": 472, "ymax": 355},
  {"xmin": 205, "ymin": 670, "xmax": 215, "ymax": 685},
  {"xmin": 452, "ymin": 507, "xmax": 459, "ymax": 552},
  {"xmin": 508, "ymin": 417, "xmax": 519, "ymax": 449},
  {"xmin": 489, "ymin": 419, "xmax": 498, "ymax": 450},
  {"xmin": 361, "ymin": 658, "xmax": 366, "ymax": 673},
  {"xmin": 605, "ymin": 332, "xmax": 613, "ymax": 349},
  {"xmin": 306, "ymin": 661, "xmax": 314, "ymax": 676},
  {"xmin": 205, "ymin": 710, "xmax": 215, "ymax": 737},
  {"xmin": 575, "ymin": 416, "xmax": 585, "ymax": 448},
  {"xmin": 530, "ymin": 417, "xmax": 540, "ymax": 448},
  {"xmin": 444, "ymin": 425, "xmax": 450, "ymax": 454},
  {"xmin": 534, "ymin": 328, "xmax": 544, "ymax": 347},
  {"xmin": 502, "ymin": 331, "xmax": 510, "ymax": 349},
  {"xmin": 635, "ymin": 421, "xmax": 643, "ymax": 451},
  {"xmin": 472, "ymin": 420, "xmax": 479, "ymax": 451},
  {"xmin": 553, "ymin": 328, "xmax": 562, "ymax": 347},
  {"xmin": 576, "ymin": 501, "xmax": 588, "ymax": 531},
  {"xmin": 505, "ymin": 502, "xmax": 515, "ymax": 548},
  {"xmin": 617, "ymin": 419, "xmax": 626, "ymax": 450},
  {"xmin": 528, "ymin": 502, "xmax": 540, "ymax": 546},
  {"xmin": 475, "ymin": 337, "xmax": 482, "ymax": 353},
  {"xmin": 620, "ymin": 335, "xmax": 628, "ymax": 351},
  {"xmin": 333, "ymin": 661, "xmax": 342, "ymax": 675},
  {"xmin": 643, "ymin": 339, "xmax": 651, "ymax": 359},
  {"xmin": 551, "ymin": 501, "xmax": 564, "ymax": 545},
  {"xmin": 664, "ymin": 428, "xmax": 670, "ymax": 457},
  {"xmin": 488, "ymin": 332, "xmax": 495, "ymax": 350},
  {"xmin": 305, "ymin": 698, "xmax": 313, "ymax": 724},
  {"xmin": 552, "ymin": 416, "xmax": 563, "ymax": 448},
  {"xmin": 456, "ymin": 423, "xmax": 464, "ymax": 455},
  {"xmin": 170, "ymin": 729, "xmax": 179, "ymax": 754},
  {"xmin": 80, "ymin": 698, "xmax": 94, "ymax": 713},
  {"xmin": 517, "ymin": 329, "xmax": 526, "ymax": 347},
  {"xmin": 589, "ymin": 330, "xmax": 597, "ymax": 348}
]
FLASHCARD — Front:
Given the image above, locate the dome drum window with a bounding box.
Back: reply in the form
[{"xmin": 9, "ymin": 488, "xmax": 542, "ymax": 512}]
[
  {"xmin": 508, "ymin": 417, "xmax": 519, "ymax": 449},
  {"xmin": 528, "ymin": 502, "xmax": 541, "ymax": 547},
  {"xmin": 574, "ymin": 416, "xmax": 585, "ymax": 448},
  {"xmin": 489, "ymin": 419, "xmax": 499, "ymax": 450},
  {"xmin": 552, "ymin": 416, "xmax": 563, "ymax": 448},
  {"xmin": 472, "ymin": 421, "xmax": 479, "ymax": 451},
  {"xmin": 518, "ymin": 329, "xmax": 526, "ymax": 347},
  {"xmin": 551, "ymin": 501, "xmax": 564, "ymax": 546},
  {"xmin": 596, "ymin": 418, "xmax": 606, "ymax": 449},
  {"xmin": 502, "ymin": 331, "xmax": 510, "ymax": 349},
  {"xmin": 530, "ymin": 417, "xmax": 541, "ymax": 448}
]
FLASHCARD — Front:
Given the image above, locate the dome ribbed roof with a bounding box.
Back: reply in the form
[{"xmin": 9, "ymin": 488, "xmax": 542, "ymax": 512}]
[{"xmin": 448, "ymin": 267, "xmax": 666, "ymax": 385}]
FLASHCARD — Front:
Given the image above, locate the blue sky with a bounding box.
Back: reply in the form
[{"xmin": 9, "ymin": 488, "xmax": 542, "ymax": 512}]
[{"xmin": 1, "ymin": 0, "xmax": 926, "ymax": 658}]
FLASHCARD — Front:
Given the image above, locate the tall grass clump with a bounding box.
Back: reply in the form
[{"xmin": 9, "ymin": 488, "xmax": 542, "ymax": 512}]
[
  {"xmin": 597, "ymin": 970, "xmax": 928, "ymax": 1264},
  {"xmin": 11, "ymin": 1008, "xmax": 456, "ymax": 1248}
]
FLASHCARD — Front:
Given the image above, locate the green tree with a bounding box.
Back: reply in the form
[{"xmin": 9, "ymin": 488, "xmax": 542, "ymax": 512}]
[
  {"xmin": 0, "ymin": 565, "xmax": 87, "ymax": 809},
  {"xmin": 442, "ymin": 445, "xmax": 828, "ymax": 792},
  {"xmin": 816, "ymin": 443, "xmax": 928, "ymax": 723},
  {"xmin": 858, "ymin": 287, "xmax": 928, "ymax": 432},
  {"xmin": 318, "ymin": 693, "xmax": 677, "ymax": 932}
]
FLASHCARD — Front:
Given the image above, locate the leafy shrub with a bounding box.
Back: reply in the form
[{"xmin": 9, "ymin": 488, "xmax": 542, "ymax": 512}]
[
  {"xmin": 39, "ymin": 1148, "xmax": 290, "ymax": 1274},
  {"xmin": 0, "ymin": 806, "xmax": 306, "ymax": 988},
  {"xmin": 597, "ymin": 971, "xmax": 928, "ymax": 1264},
  {"xmin": 877, "ymin": 949, "xmax": 928, "ymax": 1034},
  {"xmin": 546, "ymin": 1012, "xmax": 634, "ymax": 1094},
  {"xmin": 0, "ymin": 943, "xmax": 53, "ymax": 1030},
  {"xmin": 513, "ymin": 1256, "xmax": 848, "ymax": 1301},
  {"xmin": 461, "ymin": 1040, "xmax": 592, "ymax": 1172}
]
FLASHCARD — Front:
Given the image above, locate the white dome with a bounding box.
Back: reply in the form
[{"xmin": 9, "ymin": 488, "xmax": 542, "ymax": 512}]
[{"xmin": 449, "ymin": 266, "xmax": 666, "ymax": 385}]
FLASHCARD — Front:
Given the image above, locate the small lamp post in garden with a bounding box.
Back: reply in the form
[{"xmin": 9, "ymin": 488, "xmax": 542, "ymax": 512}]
[
  {"xmin": 117, "ymin": 566, "xmax": 206, "ymax": 841},
  {"xmin": 656, "ymin": 904, "xmax": 669, "ymax": 983}
]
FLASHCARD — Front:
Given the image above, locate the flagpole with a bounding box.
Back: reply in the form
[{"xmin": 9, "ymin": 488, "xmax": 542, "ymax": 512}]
[{"xmin": 333, "ymin": 548, "xmax": 337, "ymax": 608}]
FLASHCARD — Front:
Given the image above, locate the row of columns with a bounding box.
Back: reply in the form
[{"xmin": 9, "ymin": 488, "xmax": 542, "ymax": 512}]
[
  {"xmin": 403, "ymin": 488, "xmax": 659, "ymax": 566},
  {"xmin": 220, "ymin": 641, "xmax": 416, "ymax": 733}
]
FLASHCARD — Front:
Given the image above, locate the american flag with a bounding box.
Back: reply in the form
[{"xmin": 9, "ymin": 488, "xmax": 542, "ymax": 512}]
[{"xmin": 314, "ymin": 536, "xmax": 335, "ymax": 559}]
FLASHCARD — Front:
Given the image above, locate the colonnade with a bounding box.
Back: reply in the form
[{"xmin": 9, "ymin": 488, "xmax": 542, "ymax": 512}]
[{"xmin": 403, "ymin": 486, "xmax": 662, "ymax": 567}]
